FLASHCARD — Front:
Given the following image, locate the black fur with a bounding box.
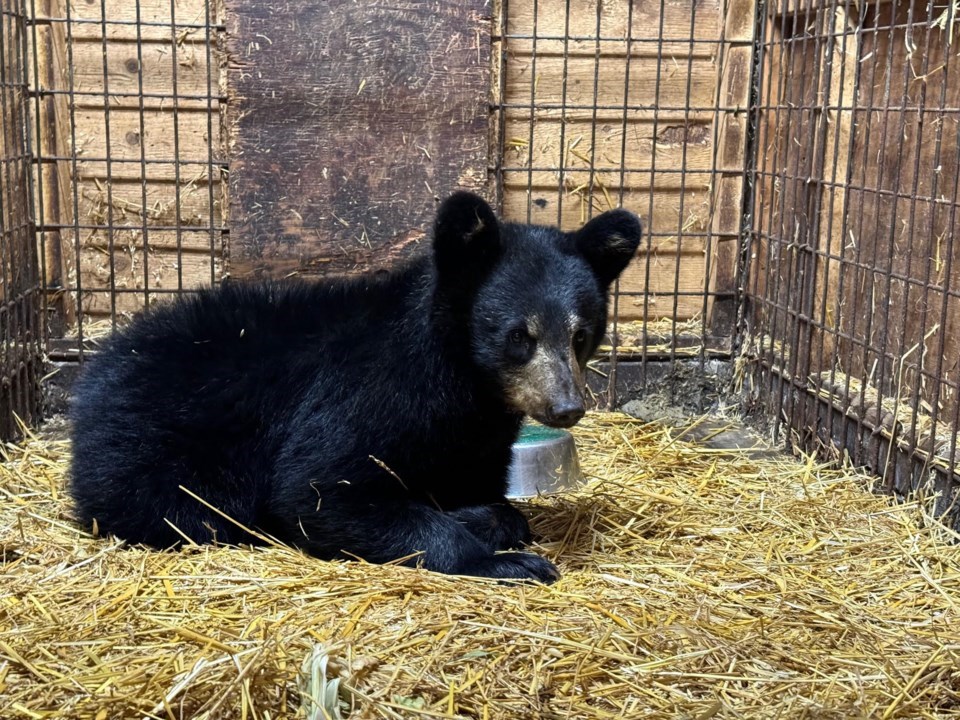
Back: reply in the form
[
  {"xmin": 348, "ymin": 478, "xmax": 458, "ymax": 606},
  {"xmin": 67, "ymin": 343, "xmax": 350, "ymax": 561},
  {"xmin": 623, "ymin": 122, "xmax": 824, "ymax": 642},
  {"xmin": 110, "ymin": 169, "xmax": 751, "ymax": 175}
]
[{"xmin": 69, "ymin": 192, "xmax": 642, "ymax": 582}]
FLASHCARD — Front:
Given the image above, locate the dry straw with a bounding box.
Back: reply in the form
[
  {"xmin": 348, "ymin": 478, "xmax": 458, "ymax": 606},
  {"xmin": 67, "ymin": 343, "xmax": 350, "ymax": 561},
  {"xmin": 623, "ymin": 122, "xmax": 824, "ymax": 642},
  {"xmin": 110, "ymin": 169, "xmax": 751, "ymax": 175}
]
[{"xmin": 1, "ymin": 413, "xmax": 959, "ymax": 718}]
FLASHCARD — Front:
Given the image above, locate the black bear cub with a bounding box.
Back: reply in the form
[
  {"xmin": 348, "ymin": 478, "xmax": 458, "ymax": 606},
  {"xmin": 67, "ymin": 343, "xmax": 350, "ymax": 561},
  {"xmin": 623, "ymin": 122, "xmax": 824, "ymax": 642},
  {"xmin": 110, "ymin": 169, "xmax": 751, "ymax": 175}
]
[{"xmin": 69, "ymin": 192, "xmax": 642, "ymax": 582}]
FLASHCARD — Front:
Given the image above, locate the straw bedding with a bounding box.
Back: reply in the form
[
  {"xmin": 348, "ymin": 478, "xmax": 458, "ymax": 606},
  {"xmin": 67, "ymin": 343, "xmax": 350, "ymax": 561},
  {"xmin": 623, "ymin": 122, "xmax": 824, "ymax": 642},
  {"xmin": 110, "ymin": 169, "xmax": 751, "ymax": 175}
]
[{"xmin": 1, "ymin": 413, "xmax": 959, "ymax": 718}]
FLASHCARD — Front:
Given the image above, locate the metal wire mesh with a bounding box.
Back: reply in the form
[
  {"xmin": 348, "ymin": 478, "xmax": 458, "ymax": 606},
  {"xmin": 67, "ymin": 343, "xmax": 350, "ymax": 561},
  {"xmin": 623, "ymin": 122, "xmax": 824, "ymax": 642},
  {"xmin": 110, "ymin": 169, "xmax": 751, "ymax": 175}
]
[
  {"xmin": 747, "ymin": 0, "xmax": 960, "ymax": 523},
  {"xmin": 19, "ymin": 0, "xmax": 751, "ymax": 407},
  {"xmin": 0, "ymin": 1, "xmax": 42, "ymax": 439},
  {"xmin": 491, "ymin": 0, "xmax": 753, "ymax": 407},
  {"xmin": 25, "ymin": 0, "xmax": 226, "ymax": 361}
]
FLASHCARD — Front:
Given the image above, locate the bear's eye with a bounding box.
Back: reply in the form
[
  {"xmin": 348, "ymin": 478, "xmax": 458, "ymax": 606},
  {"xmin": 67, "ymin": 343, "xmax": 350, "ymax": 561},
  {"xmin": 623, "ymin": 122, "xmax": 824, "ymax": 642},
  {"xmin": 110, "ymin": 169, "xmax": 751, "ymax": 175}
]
[
  {"xmin": 509, "ymin": 328, "xmax": 527, "ymax": 345},
  {"xmin": 573, "ymin": 329, "xmax": 588, "ymax": 347},
  {"xmin": 506, "ymin": 328, "xmax": 536, "ymax": 363}
]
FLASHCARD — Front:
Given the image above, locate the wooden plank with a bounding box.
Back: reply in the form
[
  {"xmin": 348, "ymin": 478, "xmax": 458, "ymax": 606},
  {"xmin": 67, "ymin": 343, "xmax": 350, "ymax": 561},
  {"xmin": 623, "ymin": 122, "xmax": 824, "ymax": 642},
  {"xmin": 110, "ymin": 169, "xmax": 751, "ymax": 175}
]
[
  {"xmin": 502, "ymin": 107, "xmax": 717, "ymax": 124},
  {"xmin": 505, "ymin": 55, "xmax": 721, "ymax": 112},
  {"xmin": 75, "ymin": 177, "xmax": 223, "ymax": 234},
  {"xmin": 751, "ymin": 5, "xmax": 822, "ymax": 347},
  {"xmin": 809, "ymin": 3, "xmax": 858, "ymax": 369},
  {"xmin": 749, "ymin": 12, "xmax": 784, "ymax": 312},
  {"xmin": 0, "ymin": 106, "xmax": 34, "ymax": 304},
  {"xmin": 70, "ymin": 107, "xmax": 220, "ymax": 165},
  {"xmin": 79, "ymin": 230, "xmax": 221, "ymax": 255},
  {"xmin": 226, "ymin": 0, "xmax": 490, "ymax": 278},
  {"xmin": 33, "ymin": 5, "xmax": 78, "ymax": 332},
  {"xmin": 724, "ymin": 0, "xmax": 758, "ymax": 40},
  {"xmin": 769, "ymin": 0, "xmax": 899, "ymax": 17},
  {"xmin": 502, "ymin": 37, "xmax": 717, "ymax": 59},
  {"xmin": 501, "ymin": 117, "xmax": 718, "ymax": 175},
  {"xmin": 0, "ymin": 3, "xmax": 43, "ymax": 434},
  {"xmin": 50, "ymin": 22, "xmax": 216, "ymax": 45},
  {"xmin": 41, "ymin": 0, "xmax": 219, "ymax": 45},
  {"xmin": 617, "ymin": 252, "xmax": 711, "ymax": 322},
  {"xmin": 65, "ymin": 38, "xmax": 216, "ymax": 100},
  {"xmin": 0, "ymin": 43, "xmax": 36, "ymax": 273},
  {"xmin": 501, "ymin": 184, "xmax": 716, "ymax": 238},
  {"xmin": 57, "ymin": 0, "xmax": 215, "ymax": 25},
  {"xmin": 77, "ymin": 243, "xmax": 219, "ymax": 302},
  {"xmin": 706, "ymin": 170, "xmax": 745, "ymax": 329},
  {"xmin": 503, "ymin": 0, "xmax": 721, "ymax": 42},
  {"xmin": 77, "ymin": 229, "xmax": 222, "ymax": 257},
  {"xmin": 707, "ymin": 0, "xmax": 756, "ymax": 337},
  {"xmin": 502, "ymin": 169, "xmax": 713, "ymax": 194},
  {"xmin": 74, "ymin": 158, "xmax": 222, "ymax": 184}
]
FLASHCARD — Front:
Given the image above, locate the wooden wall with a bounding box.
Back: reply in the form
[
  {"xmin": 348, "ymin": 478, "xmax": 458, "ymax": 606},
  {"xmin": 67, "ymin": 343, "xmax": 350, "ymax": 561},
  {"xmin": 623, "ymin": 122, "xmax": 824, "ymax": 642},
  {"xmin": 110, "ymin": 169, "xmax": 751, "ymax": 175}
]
[
  {"xmin": 225, "ymin": 0, "xmax": 490, "ymax": 279},
  {"xmin": 496, "ymin": 0, "xmax": 755, "ymax": 337},
  {"xmin": 839, "ymin": 2, "xmax": 960, "ymax": 421}
]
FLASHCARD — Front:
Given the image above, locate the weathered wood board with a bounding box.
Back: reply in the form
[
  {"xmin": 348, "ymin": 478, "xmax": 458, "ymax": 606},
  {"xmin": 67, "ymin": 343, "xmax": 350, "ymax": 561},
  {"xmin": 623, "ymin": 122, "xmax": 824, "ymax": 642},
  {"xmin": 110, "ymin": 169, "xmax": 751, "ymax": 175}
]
[
  {"xmin": 0, "ymin": 3, "xmax": 43, "ymax": 435},
  {"xmin": 225, "ymin": 0, "xmax": 490, "ymax": 278},
  {"xmin": 707, "ymin": 0, "xmax": 756, "ymax": 339}
]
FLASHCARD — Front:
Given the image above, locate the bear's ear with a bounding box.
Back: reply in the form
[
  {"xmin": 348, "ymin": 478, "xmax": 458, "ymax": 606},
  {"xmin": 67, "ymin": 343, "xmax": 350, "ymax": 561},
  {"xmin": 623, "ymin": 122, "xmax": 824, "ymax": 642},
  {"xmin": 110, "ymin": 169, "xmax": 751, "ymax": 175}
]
[
  {"xmin": 433, "ymin": 191, "xmax": 502, "ymax": 283},
  {"xmin": 573, "ymin": 209, "xmax": 643, "ymax": 287}
]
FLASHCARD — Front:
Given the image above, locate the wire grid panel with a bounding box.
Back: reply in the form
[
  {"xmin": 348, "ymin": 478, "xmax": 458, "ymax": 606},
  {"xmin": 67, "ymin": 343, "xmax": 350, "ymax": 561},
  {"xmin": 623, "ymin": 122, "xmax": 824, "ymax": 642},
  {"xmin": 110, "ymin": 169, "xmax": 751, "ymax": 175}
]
[
  {"xmin": 26, "ymin": 0, "xmax": 226, "ymax": 358},
  {"xmin": 491, "ymin": 0, "xmax": 756, "ymax": 399},
  {"xmin": 748, "ymin": 0, "xmax": 960, "ymax": 520},
  {"xmin": 0, "ymin": 1, "xmax": 43, "ymax": 438}
]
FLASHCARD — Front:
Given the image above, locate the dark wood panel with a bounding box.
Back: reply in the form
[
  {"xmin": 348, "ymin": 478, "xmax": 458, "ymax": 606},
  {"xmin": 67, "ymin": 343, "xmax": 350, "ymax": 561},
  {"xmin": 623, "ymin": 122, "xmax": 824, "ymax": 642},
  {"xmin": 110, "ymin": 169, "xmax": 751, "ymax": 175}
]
[{"xmin": 225, "ymin": 0, "xmax": 490, "ymax": 278}]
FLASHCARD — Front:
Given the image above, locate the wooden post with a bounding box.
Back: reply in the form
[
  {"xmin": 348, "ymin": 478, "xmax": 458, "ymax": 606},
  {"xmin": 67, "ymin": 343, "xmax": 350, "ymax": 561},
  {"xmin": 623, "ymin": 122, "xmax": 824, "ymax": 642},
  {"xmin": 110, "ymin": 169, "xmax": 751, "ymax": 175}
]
[
  {"xmin": 707, "ymin": 0, "xmax": 757, "ymax": 344},
  {"xmin": 35, "ymin": 0, "xmax": 78, "ymax": 337}
]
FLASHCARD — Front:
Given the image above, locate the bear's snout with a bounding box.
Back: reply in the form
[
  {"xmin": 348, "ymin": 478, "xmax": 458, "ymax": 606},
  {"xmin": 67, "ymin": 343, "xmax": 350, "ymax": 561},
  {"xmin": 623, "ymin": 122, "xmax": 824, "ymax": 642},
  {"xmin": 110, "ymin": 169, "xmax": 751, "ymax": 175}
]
[
  {"xmin": 543, "ymin": 400, "xmax": 585, "ymax": 428},
  {"xmin": 504, "ymin": 344, "xmax": 587, "ymax": 428}
]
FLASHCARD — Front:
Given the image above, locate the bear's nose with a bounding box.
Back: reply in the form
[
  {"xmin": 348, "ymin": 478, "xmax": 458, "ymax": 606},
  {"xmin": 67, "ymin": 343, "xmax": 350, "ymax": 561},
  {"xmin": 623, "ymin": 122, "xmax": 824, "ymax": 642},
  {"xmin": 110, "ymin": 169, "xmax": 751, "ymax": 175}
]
[{"xmin": 545, "ymin": 402, "xmax": 585, "ymax": 428}]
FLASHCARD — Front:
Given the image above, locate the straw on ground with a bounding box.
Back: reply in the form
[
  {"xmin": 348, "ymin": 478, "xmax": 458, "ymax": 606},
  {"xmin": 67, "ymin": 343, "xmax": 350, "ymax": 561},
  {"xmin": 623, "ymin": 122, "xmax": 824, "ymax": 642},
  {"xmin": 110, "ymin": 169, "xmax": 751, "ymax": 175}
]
[{"xmin": 1, "ymin": 413, "xmax": 959, "ymax": 718}]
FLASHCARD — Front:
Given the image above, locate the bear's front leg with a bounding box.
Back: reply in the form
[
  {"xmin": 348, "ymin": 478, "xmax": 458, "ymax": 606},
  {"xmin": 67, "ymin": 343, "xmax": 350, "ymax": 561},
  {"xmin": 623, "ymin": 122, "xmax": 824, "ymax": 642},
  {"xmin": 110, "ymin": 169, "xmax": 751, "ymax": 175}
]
[
  {"xmin": 449, "ymin": 502, "xmax": 533, "ymax": 551},
  {"xmin": 286, "ymin": 497, "xmax": 559, "ymax": 583}
]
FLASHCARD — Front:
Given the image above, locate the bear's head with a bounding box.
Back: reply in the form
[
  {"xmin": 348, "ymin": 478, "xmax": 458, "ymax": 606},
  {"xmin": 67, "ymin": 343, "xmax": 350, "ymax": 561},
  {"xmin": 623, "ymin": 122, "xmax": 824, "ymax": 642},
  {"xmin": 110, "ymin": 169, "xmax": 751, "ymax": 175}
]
[{"xmin": 432, "ymin": 191, "xmax": 642, "ymax": 428}]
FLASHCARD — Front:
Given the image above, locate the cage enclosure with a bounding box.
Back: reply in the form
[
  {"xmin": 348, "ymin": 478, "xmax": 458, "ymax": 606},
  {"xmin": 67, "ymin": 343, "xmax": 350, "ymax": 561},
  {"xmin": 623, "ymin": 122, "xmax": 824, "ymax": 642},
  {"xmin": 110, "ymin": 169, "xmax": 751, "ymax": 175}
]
[{"xmin": 2, "ymin": 0, "xmax": 960, "ymax": 717}]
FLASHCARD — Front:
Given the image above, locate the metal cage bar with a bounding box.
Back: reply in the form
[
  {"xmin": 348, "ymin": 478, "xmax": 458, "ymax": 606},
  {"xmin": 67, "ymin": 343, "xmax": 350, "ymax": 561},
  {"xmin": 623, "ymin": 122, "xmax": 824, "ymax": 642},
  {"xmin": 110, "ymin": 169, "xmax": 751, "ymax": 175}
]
[{"xmin": 490, "ymin": 0, "xmax": 747, "ymax": 408}]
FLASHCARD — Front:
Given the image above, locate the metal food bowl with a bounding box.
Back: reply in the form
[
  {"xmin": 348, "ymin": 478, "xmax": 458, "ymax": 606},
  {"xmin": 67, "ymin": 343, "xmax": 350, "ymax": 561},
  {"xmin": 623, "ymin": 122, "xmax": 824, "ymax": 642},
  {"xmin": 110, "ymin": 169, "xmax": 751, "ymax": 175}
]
[{"xmin": 506, "ymin": 421, "xmax": 584, "ymax": 499}]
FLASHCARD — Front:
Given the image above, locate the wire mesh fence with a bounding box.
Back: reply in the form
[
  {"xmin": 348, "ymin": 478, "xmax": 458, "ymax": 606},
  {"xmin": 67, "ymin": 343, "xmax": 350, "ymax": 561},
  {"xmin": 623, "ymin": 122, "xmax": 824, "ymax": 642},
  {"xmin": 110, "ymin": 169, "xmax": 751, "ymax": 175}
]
[
  {"xmin": 492, "ymin": 0, "xmax": 753, "ymax": 405},
  {"xmin": 747, "ymin": 0, "xmax": 960, "ymax": 523},
  {"xmin": 25, "ymin": 0, "xmax": 226, "ymax": 361},
  {"xmin": 18, "ymin": 0, "xmax": 754, "ymax": 404}
]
